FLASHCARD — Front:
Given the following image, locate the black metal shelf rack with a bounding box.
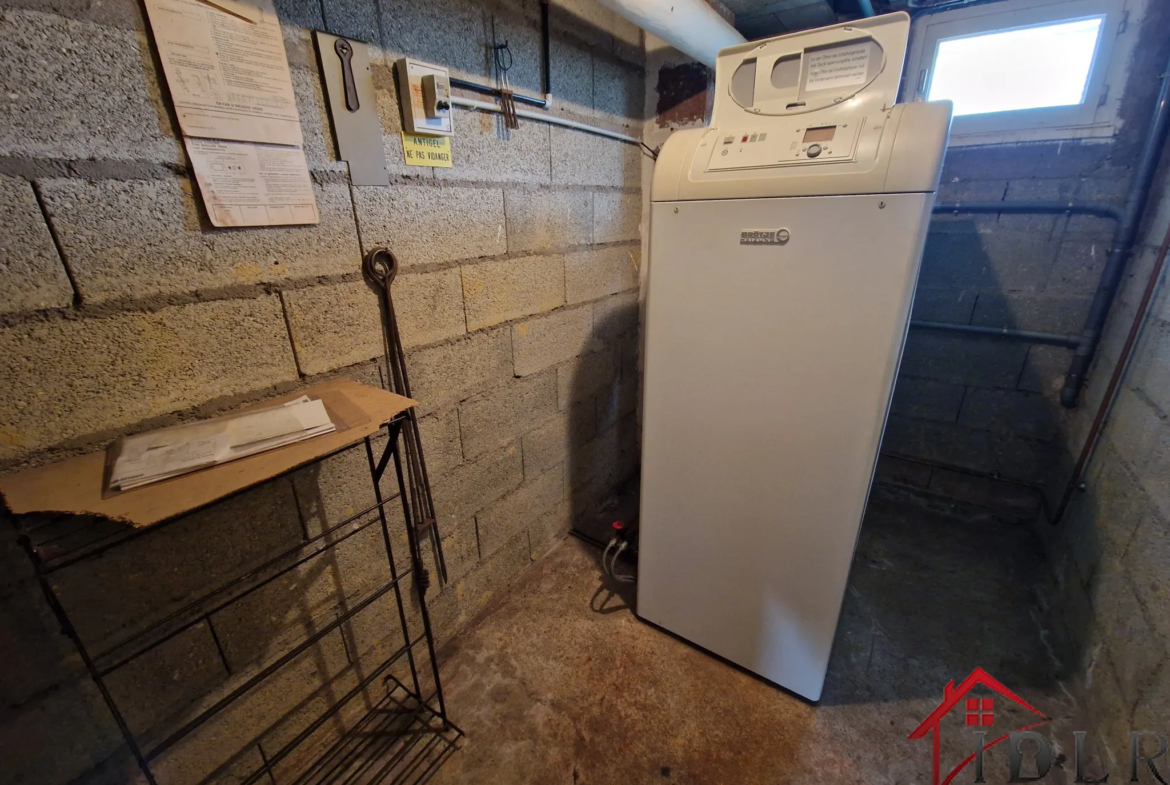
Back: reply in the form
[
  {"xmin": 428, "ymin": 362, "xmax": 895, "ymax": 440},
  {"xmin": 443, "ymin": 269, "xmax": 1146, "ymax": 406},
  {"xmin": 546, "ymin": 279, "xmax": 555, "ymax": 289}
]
[{"xmin": 12, "ymin": 408, "xmax": 462, "ymax": 785}]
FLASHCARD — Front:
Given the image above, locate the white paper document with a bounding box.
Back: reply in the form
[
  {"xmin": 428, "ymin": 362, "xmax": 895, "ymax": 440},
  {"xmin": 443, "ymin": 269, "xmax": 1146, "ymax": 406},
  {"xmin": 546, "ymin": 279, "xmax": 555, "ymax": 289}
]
[
  {"xmin": 186, "ymin": 138, "xmax": 319, "ymax": 227},
  {"xmin": 144, "ymin": 0, "xmax": 303, "ymax": 145},
  {"xmin": 805, "ymin": 43, "xmax": 871, "ymax": 92},
  {"xmin": 110, "ymin": 397, "xmax": 335, "ymax": 491}
]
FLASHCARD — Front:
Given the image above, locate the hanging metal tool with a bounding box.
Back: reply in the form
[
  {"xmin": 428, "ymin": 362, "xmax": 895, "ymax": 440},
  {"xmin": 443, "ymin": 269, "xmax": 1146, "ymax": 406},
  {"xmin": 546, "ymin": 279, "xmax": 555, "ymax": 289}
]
[{"xmin": 363, "ymin": 247, "xmax": 448, "ymax": 594}]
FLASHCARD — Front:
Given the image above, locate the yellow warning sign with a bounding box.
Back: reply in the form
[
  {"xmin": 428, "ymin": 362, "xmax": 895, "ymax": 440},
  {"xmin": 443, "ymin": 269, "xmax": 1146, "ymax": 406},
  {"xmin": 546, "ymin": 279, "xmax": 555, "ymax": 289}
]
[{"xmin": 401, "ymin": 134, "xmax": 453, "ymax": 167}]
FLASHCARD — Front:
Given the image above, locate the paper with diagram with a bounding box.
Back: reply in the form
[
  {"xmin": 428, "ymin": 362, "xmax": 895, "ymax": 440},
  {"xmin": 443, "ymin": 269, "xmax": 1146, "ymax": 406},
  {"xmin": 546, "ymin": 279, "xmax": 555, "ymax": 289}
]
[
  {"xmin": 144, "ymin": 0, "xmax": 303, "ymax": 145},
  {"xmin": 185, "ymin": 137, "xmax": 319, "ymax": 227}
]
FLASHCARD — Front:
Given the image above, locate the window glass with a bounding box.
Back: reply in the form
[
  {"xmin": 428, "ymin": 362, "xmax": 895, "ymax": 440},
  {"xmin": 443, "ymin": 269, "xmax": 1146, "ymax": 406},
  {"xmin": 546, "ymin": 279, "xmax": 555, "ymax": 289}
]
[{"xmin": 927, "ymin": 17, "xmax": 1104, "ymax": 117}]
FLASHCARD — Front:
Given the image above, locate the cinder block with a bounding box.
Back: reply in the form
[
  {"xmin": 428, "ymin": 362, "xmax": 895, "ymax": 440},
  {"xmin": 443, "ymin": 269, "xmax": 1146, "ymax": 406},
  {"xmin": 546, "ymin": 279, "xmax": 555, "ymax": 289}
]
[
  {"xmin": 394, "ymin": 268, "xmax": 467, "ymax": 349},
  {"xmin": 920, "ymin": 231, "xmax": 1060, "ymax": 294},
  {"xmin": 416, "ymin": 408, "xmax": 463, "ymax": 478},
  {"xmin": 458, "ymin": 373, "xmax": 558, "ymax": 458},
  {"xmin": 378, "ymin": 0, "xmax": 490, "ymax": 81},
  {"xmin": 926, "ymin": 469, "xmax": 1042, "ymax": 521},
  {"xmin": 105, "ymin": 622, "xmax": 228, "ymax": 736},
  {"xmin": 595, "ymin": 361, "xmax": 636, "ymax": 429},
  {"xmin": 283, "ymin": 281, "xmax": 381, "ymax": 376},
  {"xmin": 593, "ymin": 58, "xmax": 643, "ymax": 128},
  {"xmin": 521, "ymin": 403, "xmax": 596, "ymax": 479},
  {"xmin": 528, "ymin": 499, "xmax": 572, "ymax": 559},
  {"xmin": 0, "ymin": 579, "xmax": 79, "ymax": 706},
  {"xmin": 0, "ymin": 11, "xmax": 181, "ymax": 163},
  {"xmin": 1018, "ymin": 345, "xmax": 1073, "ymax": 397},
  {"xmin": 290, "ymin": 435, "xmax": 400, "ymax": 536},
  {"xmin": 0, "ymin": 677, "xmax": 123, "ymax": 785},
  {"xmin": 1105, "ymin": 389, "xmax": 1170, "ymax": 521},
  {"xmin": 54, "ymin": 481, "xmax": 303, "ymax": 648},
  {"xmin": 1126, "ymin": 511, "xmax": 1170, "ymax": 645},
  {"xmin": 461, "ymin": 254, "xmax": 566, "ymax": 330},
  {"xmin": 566, "ymin": 246, "xmax": 639, "ymax": 304},
  {"xmin": 550, "ymin": 0, "xmax": 614, "ymax": 51},
  {"xmin": 211, "ymin": 521, "xmax": 392, "ymax": 670},
  {"xmin": 1076, "ymin": 176, "xmax": 1130, "ymax": 204},
  {"xmin": 435, "ymin": 517, "xmax": 480, "ymax": 584},
  {"xmin": 512, "ymin": 305, "xmax": 595, "ymax": 376},
  {"xmin": 319, "ymin": 0, "xmax": 379, "ymax": 46},
  {"xmin": 441, "ymin": 528, "xmax": 531, "ymax": 631},
  {"xmin": 1092, "ymin": 568, "xmax": 1163, "ymax": 711},
  {"xmin": 609, "ymin": 13, "xmax": 643, "ymax": 63},
  {"xmin": 899, "ymin": 331, "xmax": 1028, "ymax": 389},
  {"xmin": 39, "ymin": 178, "xmax": 360, "ymax": 303},
  {"xmin": 548, "ymin": 37, "xmax": 594, "ymax": 118},
  {"xmin": 593, "ymin": 290, "xmax": 639, "ymax": 343},
  {"xmin": 550, "ymin": 126, "xmax": 641, "ymax": 189},
  {"xmin": 0, "ymin": 296, "xmax": 298, "ymax": 460},
  {"xmin": 558, "ymin": 345, "xmax": 617, "ymax": 409},
  {"xmin": 909, "ymin": 289, "xmax": 977, "ymax": 324},
  {"xmin": 1132, "ymin": 319, "xmax": 1170, "ymax": 416},
  {"xmin": 999, "ymin": 177, "xmax": 1077, "ymax": 232},
  {"xmin": 435, "ymin": 107, "xmax": 552, "ymax": 184},
  {"xmin": 504, "ymin": 188, "xmax": 592, "ymax": 253},
  {"xmin": 941, "ymin": 141, "xmax": 1111, "ymax": 181},
  {"xmin": 0, "ymin": 175, "xmax": 72, "ymax": 314},
  {"xmin": 1046, "ymin": 238, "xmax": 1109, "ymax": 296},
  {"xmin": 593, "ymin": 192, "xmax": 641, "ymax": 244},
  {"xmin": 889, "ymin": 376, "xmax": 965, "ymax": 422},
  {"xmin": 353, "ymin": 184, "xmax": 506, "ymax": 267},
  {"xmin": 431, "ymin": 443, "xmax": 523, "ymax": 523},
  {"xmin": 149, "ymin": 632, "xmax": 350, "ymax": 785},
  {"xmin": 882, "ymin": 414, "xmax": 1056, "ymax": 484},
  {"xmin": 487, "ymin": 7, "xmax": 544, "ymax": 98},
  {"xmin": 289, "ymin": 66, "xmax": 348, "ymax": 174},
  {"xmin": 873, "ymin": 454, "xmax": 932, "ymax": 489},
  {"xmin": 405, "ymin": 326, "xmax": 512, "ymax": 413},
  {"xmin": 476, "ymin": 468, "xmax": 564, "ymax": 558},
  {"xmin": 971, "ymin": 294, "xmax": 1091, "ymax": 334}
]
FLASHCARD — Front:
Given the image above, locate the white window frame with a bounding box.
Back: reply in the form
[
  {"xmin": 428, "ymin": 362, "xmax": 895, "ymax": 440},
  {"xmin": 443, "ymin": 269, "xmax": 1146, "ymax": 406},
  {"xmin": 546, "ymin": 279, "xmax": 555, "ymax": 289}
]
[{"xmin": 902, "ymin": 0, "xmax": 1143, "ymax": 146}]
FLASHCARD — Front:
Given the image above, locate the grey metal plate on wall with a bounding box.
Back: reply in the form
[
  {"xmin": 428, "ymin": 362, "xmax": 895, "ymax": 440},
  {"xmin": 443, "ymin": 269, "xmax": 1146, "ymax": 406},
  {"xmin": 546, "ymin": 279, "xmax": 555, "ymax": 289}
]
[{"xmin": 314, "ymin": 31, "xmax": 390, "ymax": 187}]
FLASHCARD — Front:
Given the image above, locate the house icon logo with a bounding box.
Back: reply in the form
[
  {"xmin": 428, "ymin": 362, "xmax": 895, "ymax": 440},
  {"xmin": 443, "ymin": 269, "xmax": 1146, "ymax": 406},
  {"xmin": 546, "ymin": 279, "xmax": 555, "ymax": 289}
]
[{"xmin": 908, "ymin": 667, "xmax": 1051, "ymax": 785}]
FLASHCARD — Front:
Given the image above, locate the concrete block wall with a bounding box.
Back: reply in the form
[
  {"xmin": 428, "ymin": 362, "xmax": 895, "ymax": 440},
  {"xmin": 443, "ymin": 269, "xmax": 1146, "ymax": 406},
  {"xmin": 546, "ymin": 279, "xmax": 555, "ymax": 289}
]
[
  {"xmin": 0, "ymin": 0, "xmax": 644, "ymax": 782},
  {"xmin": 877, "ymin": 1, "xmax": 1170, "ymax": 523},
  {"xmin": 1034, "ymin": 157, "xmax": 1170, "ymax": 766}
]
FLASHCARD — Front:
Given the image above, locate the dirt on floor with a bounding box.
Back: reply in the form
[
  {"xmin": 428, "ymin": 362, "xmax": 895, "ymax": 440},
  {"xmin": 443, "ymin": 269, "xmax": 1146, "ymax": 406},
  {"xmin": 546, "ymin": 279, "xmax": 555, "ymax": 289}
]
[{"xmin": 428, "ymin": 491, "xmax": 1085, "ymax": 785}]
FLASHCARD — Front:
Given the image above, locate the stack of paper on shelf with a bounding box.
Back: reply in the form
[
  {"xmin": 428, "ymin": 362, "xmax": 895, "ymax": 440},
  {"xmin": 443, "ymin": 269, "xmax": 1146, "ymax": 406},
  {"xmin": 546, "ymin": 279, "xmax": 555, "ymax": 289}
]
[{"xmin": 110, "ymin": 396, "xmax": 335, "ymax": 491}]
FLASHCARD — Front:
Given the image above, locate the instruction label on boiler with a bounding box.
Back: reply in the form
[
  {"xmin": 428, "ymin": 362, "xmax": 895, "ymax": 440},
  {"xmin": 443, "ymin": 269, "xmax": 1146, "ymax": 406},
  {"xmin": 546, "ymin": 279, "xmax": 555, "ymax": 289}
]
[
  {"xmin": 805, "ymin": 43, "xmax": 871, "ymax": 92},
  {"xmin": 401, "ymin": 134, "xmax": 453, "ymax": 167}
]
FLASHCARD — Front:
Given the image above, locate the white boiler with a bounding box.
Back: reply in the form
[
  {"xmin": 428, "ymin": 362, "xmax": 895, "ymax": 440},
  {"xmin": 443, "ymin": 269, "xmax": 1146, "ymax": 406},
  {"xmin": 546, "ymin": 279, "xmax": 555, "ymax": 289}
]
[{"xmin": 636, "ymin": 13, "xmax": 951, "ymax": 701}]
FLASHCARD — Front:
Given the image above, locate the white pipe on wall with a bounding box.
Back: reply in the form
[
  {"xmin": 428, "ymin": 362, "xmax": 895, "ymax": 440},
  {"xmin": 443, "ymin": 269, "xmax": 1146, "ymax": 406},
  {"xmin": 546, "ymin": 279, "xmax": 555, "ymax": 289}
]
[
  {"xmin": 595, "ymin": 0, "xmax": 746, "ymax": 68},
  {"xmin": 451, "ymin": 96, "xmax": 642, "ymax": 144}
]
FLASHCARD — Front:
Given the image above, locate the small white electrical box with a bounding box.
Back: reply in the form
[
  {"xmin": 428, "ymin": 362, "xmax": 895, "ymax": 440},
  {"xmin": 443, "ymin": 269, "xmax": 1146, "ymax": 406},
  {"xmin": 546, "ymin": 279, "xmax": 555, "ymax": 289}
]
[{"xmin": 396, "ymin": 58, "xmax": 453, "ymax": 137}]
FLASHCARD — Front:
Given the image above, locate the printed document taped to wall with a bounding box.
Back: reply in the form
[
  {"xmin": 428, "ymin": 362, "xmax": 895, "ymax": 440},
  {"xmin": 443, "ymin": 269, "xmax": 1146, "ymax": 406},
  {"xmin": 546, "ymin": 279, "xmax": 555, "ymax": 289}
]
[
  {"xmin": 186, "ymin": 138, "xmax": 319, "ymax": 227},
  {"xmin": 144, "ymin": 0, "xmax": 303, "ymax": 145}
]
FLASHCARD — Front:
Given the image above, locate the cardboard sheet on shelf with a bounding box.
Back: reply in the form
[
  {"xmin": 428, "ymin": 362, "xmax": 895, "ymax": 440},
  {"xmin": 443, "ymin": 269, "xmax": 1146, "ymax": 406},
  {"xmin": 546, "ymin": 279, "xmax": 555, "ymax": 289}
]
[
  {"xmin": 0, "ymin": 379, "xmax": 416, "ymax": 530},
  {"xmin": 186, "ymin": 138, "xmax": 319, "ymax": 227},
  {"xmin": 144, "ymin": 0, "xmax": 303, "ymax": 145}
]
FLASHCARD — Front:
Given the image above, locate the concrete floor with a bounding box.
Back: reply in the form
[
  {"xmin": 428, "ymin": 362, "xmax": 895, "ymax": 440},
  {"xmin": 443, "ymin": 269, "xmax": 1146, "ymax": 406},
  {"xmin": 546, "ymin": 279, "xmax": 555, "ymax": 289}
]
[{"xmin": 428, "ymin": 490, "xmax": 1079, "ymax": 785}]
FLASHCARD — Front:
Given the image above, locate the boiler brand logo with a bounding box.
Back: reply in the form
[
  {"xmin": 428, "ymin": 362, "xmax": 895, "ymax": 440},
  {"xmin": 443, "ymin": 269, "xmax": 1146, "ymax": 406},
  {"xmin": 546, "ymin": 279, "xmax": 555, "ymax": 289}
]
[
  {"xmin": 740, "ymin": 228, "xmax": 790, "ymax": 245},
  {"xmin": 909, "ymin": 667, "xmax": 1170, "ymax": 784}
]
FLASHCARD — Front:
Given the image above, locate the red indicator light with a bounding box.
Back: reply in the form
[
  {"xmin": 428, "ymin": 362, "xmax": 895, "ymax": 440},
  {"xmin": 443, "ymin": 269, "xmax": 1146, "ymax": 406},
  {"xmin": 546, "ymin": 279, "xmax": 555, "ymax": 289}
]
[{"xmin": 741, "ymin": 135, "xmax": 748, "ymax": 142}]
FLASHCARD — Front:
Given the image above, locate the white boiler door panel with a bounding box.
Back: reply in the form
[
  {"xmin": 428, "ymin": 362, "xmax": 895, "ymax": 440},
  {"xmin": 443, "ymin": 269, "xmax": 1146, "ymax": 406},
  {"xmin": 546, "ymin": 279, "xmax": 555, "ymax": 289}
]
[{"xmin": 637, "ymin": 192, "xmax": 933, "ymax": 701}]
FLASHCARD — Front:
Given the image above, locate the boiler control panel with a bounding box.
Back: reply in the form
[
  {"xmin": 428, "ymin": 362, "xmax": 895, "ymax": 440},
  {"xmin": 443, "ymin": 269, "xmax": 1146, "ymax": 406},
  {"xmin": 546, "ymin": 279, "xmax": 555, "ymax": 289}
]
[{"xmin": 706, "ymin": 118, "xmax": 870, "ymax": 172}]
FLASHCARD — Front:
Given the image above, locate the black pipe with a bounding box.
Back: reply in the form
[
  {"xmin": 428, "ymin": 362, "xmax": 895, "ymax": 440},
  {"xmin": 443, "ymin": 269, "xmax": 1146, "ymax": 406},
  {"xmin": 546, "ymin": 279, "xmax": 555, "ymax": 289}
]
[
  {"xmin": 932, "ymin": 201, "xmax": 1123, "ymax": 221},
  {"xmin": 909, "ymin": 320, "xmax": 1081, "ymax": 348},
  {"xmin": 1060, "ymin": 61, "xmax": 1170, "ymax": 408},
  {"xmin": 450, "ymin": 76, "xmax": 549, "ymax": 107},
  {"xmin": 541, "ymin": 0, "xmax": 551, "ymax": 98}
]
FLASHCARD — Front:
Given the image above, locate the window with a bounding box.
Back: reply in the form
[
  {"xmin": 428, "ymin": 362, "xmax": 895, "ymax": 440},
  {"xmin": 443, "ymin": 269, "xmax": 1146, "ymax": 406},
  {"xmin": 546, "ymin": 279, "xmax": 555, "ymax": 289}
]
[
  {"xmin": 903, "ymin": 0, "xmax": 1138, "ymax": 146},
  {"xmin": 965, "ymin": 697, "xmax": 995, "ymax": 727}
]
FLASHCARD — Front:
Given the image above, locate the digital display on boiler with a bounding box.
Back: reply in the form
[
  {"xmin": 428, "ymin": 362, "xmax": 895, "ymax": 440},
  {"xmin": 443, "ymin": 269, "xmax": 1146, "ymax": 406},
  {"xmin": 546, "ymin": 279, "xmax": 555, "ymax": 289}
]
[{"xmin": 803, "ymin": 126, "xmax": 836, "ymax": 143}]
